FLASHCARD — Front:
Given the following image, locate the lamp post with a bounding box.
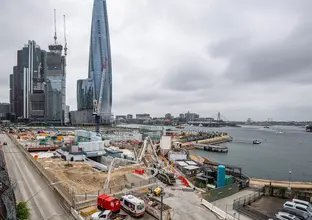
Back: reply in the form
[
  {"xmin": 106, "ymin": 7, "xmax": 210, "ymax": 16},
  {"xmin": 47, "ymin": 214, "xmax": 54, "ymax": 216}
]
[
  {"xmin": 288, "ymin": 170, "xmax": 292, "ymax": 191},
  {"xmin": 160, "ymin": 192, "xmax": 163, "ymax": 220}
]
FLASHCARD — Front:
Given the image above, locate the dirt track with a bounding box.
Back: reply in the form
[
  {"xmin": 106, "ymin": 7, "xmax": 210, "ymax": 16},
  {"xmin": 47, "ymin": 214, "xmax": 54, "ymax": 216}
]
[{"xmin": 250, "ymin": 178, "xmax": 312, "ymax": 189}]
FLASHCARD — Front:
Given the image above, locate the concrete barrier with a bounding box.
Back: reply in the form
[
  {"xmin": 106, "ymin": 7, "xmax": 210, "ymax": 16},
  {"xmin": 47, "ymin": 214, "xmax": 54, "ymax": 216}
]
[
  {"xmin": 202, "ymin": 199, "xmax": 235, "ymax": 220},
  {"xmin": 71, "ymin": 208, "xmax": 85, "ymax": 220}
]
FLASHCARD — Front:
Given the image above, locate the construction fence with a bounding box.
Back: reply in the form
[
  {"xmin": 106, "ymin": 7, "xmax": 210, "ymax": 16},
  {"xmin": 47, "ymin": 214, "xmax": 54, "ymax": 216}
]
[
  {"xmin": 203, "ymin": 183, "xmax": 240, "ymax": 202},
  {"xmin": 233, "ymin": 187, "xmax": 269, "ymax": 220},
  {"xmin": 74, "ymin": 177, "xmax": 157, "ymax": 202}
]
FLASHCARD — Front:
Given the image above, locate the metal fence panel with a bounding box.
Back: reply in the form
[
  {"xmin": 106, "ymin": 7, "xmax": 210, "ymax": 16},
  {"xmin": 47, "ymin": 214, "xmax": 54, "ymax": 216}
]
[{"xmin": 203, "ymin": 183, "xmax": 240, "ymax": 202}]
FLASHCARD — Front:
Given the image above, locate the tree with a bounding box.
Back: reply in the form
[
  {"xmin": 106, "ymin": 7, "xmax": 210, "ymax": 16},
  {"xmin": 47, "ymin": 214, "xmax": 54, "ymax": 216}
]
[{"xmin": 16, "ymin": 201, "xmax": 30, "ymax": 220}]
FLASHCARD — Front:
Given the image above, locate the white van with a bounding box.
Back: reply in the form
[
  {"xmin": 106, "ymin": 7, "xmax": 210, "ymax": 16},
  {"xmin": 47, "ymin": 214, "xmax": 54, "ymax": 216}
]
[{"xmin": 120, "ymin": 195, "xmax": 145, "ymax": 217}]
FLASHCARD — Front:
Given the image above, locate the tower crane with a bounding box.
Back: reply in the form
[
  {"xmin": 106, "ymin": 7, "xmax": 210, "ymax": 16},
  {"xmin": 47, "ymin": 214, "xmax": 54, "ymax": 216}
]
[
  {"xmin": 93, "ymin": 57, "xmax": 108, "ymax": 133},
  {"xmin": 63, "ymin": 15, "xmax": 68, "ymax": 57}
]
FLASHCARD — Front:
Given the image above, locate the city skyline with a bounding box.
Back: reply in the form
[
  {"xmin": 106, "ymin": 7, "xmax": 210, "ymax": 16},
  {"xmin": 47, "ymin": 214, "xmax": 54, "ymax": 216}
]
[
  {"xmin": 9, "ymin": 40, "xmax": 68, "ymax": 123},
  {"xmin": 1, "ymin": 0, "xmax": 312, "ymax": 121}
]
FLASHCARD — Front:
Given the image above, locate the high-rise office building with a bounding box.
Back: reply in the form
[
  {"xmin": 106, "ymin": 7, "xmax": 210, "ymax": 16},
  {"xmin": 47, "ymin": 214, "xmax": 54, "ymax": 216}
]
[
  {"xmin": 73, "ymin": 0, "xmax": 113, "ymax": 125},
  {"xmin": 45, "ymin": 44, "xmax": 66, "ymax": 123},
  {"xmin": 10, "ymin": 40, "xmax": 46, "ymax": 120},
  {"xmin": 77, "ymin": 78, "xmax": 93, "ymax": 111},
  {"xmin": 10, "ymin": 41, "xmax": 66, "ymax": 124}
]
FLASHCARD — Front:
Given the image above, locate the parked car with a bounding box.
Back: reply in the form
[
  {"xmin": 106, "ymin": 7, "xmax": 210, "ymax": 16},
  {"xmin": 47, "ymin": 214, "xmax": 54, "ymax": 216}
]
[
  {"xmin": 276, "ymin": 212, "xmax": 301, "ymax": 220},
  {"xmin": 91, "ymin": 210, "xmax": 112, "ymax": 220},
  {"xmin": 281, "ymin": 207, "xmax": 312, "ymax": 220},
  {"xmin": 292, "ymin": 199, "xmax": 312, "ymax": 209},
  {"xmin": 284, "ymin": 202, "xmax": 312, "ymax": 216}
]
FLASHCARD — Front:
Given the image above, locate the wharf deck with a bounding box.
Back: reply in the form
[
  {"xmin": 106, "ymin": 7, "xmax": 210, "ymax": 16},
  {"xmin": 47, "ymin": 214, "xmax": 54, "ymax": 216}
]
[{"xmin": 193, "ymin": 143, "xmax": 228, "ymax": 153}]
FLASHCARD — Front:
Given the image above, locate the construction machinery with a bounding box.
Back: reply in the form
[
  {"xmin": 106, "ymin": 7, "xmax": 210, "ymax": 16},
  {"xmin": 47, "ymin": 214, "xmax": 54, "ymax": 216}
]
[
  {"xmin": 153, "ymin": 187, "xmax": 163, "ymax": 196},
  {"xmin": 152, "ymin": 163, "xmax": 176, "ymax": 185},
  {"xmin": 136, "ymin": 136, "xmax": 176, "ymax": 185},
  {"xmin": 103, "ymin": 157, "xmax": 138, "ymax": 194},
  {"xmin": 93, "ymin": 57, "xmax": 108, "ymax": 133},
  {"xmin": 102, "ymin": 136, "xmax": 176, "ymax": 193}
]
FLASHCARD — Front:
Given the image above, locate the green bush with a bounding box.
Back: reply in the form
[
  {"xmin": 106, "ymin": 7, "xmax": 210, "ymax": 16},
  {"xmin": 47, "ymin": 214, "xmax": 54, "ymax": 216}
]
[{"xmin": 16, "ymin": 201, "xmax": 30, "ymax": 220}]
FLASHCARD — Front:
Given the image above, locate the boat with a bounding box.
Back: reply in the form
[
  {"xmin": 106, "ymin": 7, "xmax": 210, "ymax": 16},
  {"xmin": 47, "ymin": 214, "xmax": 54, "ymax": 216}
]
[
  {"xmin": 306, "ymin": 125, "xmax": 312, "ymax": 132},
  {"xmin": 253, "ymin": 140, "xmax": 261, "ymax": 144},
  {"xmin": 264, "ymin": 126, "xmax": 270, "ymax": 128},
  {"xmin": 276, "ymin": 130, "xmax": 284, "ymax": 134}
]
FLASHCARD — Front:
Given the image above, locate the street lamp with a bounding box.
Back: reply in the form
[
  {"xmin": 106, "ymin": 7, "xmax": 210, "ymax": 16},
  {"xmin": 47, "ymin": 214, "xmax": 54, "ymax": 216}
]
[
  {"xmin": 160, "ymin": 192, "xmax": 164, "ymax": 220},
  {"xmin": 26, "ymin": 181, "xmax": 62, "ymax": 203},
  {"xmin": 288, "ymin": 170, "xmax": 292, "ymax": 191}
]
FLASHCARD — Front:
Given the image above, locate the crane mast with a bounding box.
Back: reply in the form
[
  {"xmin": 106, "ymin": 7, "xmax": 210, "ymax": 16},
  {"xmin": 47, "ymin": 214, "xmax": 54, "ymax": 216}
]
[
  {"xmin": 93, "ymin": 57, "xmax": 108, "ymax": 133},
  {"xmin": 54, "ymin": 9, "xmax": 57, "ymax": 44}
]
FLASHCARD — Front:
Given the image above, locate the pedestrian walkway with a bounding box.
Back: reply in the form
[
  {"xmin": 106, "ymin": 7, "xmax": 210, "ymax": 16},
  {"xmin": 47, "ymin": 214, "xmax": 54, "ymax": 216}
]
[{"xmin": 211, "ymin": 189, "xmax": 255, "ymax": 220}]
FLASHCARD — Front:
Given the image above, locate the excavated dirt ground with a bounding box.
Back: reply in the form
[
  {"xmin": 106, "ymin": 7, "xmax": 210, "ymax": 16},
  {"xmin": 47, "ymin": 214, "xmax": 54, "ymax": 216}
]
[{"xmin": 38, "ymin": 158, "xmax": 142, "ymax": 194}]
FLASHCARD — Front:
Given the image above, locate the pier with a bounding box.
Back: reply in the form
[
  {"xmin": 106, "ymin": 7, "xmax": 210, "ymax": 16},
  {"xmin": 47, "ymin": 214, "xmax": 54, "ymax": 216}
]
[{"xmin": 193, "ymin": 143, "xmax": 228, "ymax": 153}]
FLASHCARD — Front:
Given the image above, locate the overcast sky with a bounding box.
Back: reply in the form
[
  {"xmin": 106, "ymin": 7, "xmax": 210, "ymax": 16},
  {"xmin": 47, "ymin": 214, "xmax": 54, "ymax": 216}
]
[{"xmin": 1, "ymin": 0, "xmax": 312, "ymax": 121}]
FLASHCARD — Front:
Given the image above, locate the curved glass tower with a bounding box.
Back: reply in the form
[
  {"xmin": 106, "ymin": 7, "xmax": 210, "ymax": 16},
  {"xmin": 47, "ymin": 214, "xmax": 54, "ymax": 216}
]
[
  {"xmin": 76, "ymin": 0, "xmax": 112, "ymax": 125},
  {"xmin": 90, "ymin": 0, "xmax": 112, "ymax": 124}
]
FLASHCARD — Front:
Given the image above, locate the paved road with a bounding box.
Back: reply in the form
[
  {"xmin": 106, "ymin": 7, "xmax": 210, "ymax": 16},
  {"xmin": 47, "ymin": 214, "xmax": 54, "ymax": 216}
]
[{"xmin": 2, "ymin": 134, "xmax": 70, "ymax": 220}]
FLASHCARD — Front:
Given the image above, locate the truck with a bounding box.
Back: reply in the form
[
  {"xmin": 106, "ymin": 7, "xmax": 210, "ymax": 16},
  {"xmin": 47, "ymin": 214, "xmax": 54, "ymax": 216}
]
[
  {"xmin": 120, "ymin": 195, "xmax": 145, "ymax": 217},
  {"xmin": 91, "ymin": 210, "xmax": 128, "ymax": 220},
  {"xmin": 97, "ymin": 194, "xmax": 120, "ymax": 213}
]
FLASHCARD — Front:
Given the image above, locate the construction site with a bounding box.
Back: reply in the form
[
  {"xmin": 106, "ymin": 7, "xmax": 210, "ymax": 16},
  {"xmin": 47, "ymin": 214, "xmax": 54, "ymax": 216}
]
[
  {"xmin": 5, "ymin": 125, "xmax": 247, "ymax": 220},
  {"xmin": 37, "ymin": 158, "xmax": 142, "ymax": 195}
]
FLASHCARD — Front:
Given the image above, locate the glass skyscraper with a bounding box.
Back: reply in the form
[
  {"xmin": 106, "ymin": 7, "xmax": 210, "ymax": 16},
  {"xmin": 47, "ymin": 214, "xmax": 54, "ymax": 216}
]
[{"xmin": 76, "ymin": 0, "xmax": 112, "ymax": 124}]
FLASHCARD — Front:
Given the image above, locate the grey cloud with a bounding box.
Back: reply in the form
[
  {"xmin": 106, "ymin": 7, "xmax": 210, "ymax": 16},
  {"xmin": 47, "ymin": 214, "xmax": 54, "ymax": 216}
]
[
  {"xmin": 208, "ymin": 37, "xmax": 251, "ymax": 58},
  {"xmin": 219, "ymin": 22, "xmax": 312, "ymax": 83},
  {"xmin": 162, "ymin": 62, "xmax": 211, "ymax": 92},
  {"xmin": 2, "ymin": 0, "xmax": 312, "ymax": 120}
]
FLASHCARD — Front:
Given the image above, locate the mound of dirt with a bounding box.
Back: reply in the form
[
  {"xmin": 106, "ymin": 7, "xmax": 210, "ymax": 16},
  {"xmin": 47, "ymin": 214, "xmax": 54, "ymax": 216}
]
[{"xmin": 38, "ymin": 158, "xmax": 143, "ymax": 194}]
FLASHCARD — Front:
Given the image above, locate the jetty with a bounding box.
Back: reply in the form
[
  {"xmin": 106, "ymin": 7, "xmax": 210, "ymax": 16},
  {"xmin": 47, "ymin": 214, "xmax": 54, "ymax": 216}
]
[{"xmin": 193, "ymin": 143, "xmax": 228, "ymax": 153}]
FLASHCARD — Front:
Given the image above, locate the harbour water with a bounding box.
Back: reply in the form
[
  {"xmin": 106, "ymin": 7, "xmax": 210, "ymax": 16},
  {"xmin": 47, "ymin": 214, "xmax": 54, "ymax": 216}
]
[{"xmin": 189, "ymin": 125, "xmax": 312, "ymax": 182}]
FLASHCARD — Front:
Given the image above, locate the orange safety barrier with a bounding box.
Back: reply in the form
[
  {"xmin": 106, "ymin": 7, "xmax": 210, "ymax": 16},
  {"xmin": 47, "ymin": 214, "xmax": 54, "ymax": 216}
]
[
  {"xmin": 179, "ymin": 176, "xmax": 190, "ymax": 187},
  {"xmin": 134, "ymin": 169, "xmax": 145, "ymax": 175}
]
